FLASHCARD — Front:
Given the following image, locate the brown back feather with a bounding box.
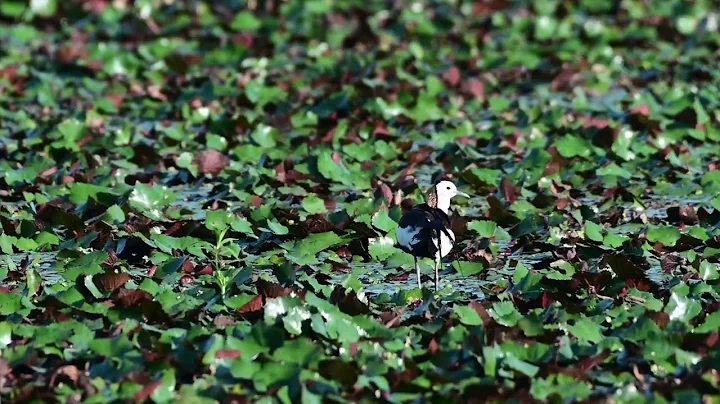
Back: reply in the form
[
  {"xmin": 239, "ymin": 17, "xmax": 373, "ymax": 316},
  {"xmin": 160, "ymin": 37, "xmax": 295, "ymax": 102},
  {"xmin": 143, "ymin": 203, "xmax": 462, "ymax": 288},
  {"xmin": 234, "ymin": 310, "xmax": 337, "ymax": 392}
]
[{"xmin": 425, "ymin": 186, "xmax": 437, "ymax": 208}]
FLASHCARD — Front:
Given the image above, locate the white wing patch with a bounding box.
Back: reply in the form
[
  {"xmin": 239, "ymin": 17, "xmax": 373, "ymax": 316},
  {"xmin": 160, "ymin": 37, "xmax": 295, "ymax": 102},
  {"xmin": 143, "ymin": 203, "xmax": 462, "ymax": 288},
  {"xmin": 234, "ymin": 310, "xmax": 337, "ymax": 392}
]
[
  {"xmin": 396, "ymin": 226, "xmax": 420, "ymax": 249},
  {"xmin": 431, "ymin": 229, "xmax": 455, "ymax": 259}
]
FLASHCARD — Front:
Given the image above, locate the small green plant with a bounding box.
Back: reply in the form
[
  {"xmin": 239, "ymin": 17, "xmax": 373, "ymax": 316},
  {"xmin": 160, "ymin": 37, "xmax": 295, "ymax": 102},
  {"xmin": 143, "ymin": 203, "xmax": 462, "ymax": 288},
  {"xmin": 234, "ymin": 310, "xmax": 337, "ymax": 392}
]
[{"xmin": 205, "ymin": 210, "xmax": 243, "ymax": 296}]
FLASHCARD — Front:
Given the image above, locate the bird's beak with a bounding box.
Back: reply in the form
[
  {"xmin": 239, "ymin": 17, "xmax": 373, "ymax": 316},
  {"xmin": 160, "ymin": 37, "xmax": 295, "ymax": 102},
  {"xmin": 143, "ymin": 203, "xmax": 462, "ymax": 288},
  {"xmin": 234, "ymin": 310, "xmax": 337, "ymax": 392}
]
[{"xmin": 455, "ymin": 190, "xmax": 470, "ymax": 198}]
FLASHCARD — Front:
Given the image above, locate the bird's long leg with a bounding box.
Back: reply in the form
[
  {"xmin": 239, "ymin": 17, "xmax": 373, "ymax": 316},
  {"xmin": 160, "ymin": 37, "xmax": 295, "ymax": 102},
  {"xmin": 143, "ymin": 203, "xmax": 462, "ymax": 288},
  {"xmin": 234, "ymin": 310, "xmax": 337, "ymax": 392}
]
[
  {"xmin": 415, "ymin": 256, "xmax": 421, "ymax": 290},
  {"xmin": 435, "ymin": 230, "xmax": 441, "ymax": 292}
]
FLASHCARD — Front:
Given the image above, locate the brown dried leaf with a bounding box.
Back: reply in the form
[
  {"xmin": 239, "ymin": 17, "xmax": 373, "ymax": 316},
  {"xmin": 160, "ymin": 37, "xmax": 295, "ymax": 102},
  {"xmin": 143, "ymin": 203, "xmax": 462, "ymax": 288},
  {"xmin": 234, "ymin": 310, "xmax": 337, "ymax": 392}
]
[
  {"xmin": 631, "ymin": 104, "xmax": 651, "ymax": 117},
  {"xmin": 147, "ymin": 85, "xmax": 168, "ymax": 101},
  {"xmin": 215, "ymin": 349, "xmax": 241, "ymax": 360},
  {"xmin": 52, "ymin": 365, "xmax": 81, "ymax": 385},
  {"xmin": 275, "ymin": 161, "xmax": 287, "ymax": 184},
  {"xmin": 661, "ymin": 253, "xmax": 683, "ymax": 273},
  {"xmin": 197, "ymin": 264, "xmax": 213, "ymax": 276},
  {"xmin": 55, "ymin": 45, "xmax": 89, "ymax": 65},
  {"xmin": 500, "ymin": 177, "xmax": 520, "ymax": 205},
  {"xmin": 373, "ymin": 121, "xmax": 390, "ymax": 137},
  {"xmin": 375, "ymin": 182, "xmax": 393, "ymax": 204},
  {"xmin": 469, "ymin": 301, "xmax": 491, "ymax": 327},
  {"xmin": 473, "ymin": 0, "xmax": 509, "ymax": 16},
  {"xmin": 134, "ymin": 380, "xmax": 162, "ymax": 403},
  {"xmin": 231, "ymin": 32, "xmax": 255, "ymax": 48},
  {"xmin": 407, "ymin": 149, "xmax": 431, "ymax": 166},
  {"xmin": 94, "ymin": 272, "xmax": 130, "ymax": 293},
  {"xmin": 115, "ymin": 289, "xmax": 153, "ymax": 308},
  {"xmin": 194, "ymin": 150, "xmax": 229, "ymax": 176},
  {"xmin": 647, "ymin": 311, "xmax": 670, "ymax": 329},
  {"xmin": 579, "ymin": 116, "xmax": 610, "ymax": 129},
  {"xmin": 464, "ymin": 79, "xmax": 485, "ymax": 101},
  {"xmin": 330, "ymin": 287, "xmax": 370, "ymax": 316},
  {"xmin": 214, "ymin": 315, "xmax": 236, "ymax": 328},
  {"xmin": 428, "ymin": 339, "xmax": 439, "ymax": 354},
  {"xmin": 706, "ymin": 332, "xmax": 719, "ymax": 348},
  {"xmin": 0, "ymin": 358, "xmax": 10, "ymax": 378},
  {"xmin": 237, "ymin": 294, "xmax": 263, "ymax": 314},
  {"xmin": 443, "ymin": 66, "xmax": 461, "ymax": 87}
]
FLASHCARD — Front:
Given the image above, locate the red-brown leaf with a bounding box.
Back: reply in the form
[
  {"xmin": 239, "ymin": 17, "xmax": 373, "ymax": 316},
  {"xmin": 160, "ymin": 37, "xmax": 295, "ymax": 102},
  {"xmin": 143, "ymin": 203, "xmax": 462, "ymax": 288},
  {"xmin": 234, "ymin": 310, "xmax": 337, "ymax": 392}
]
[
  {"xmin": 407, "ymin": 149, "xmax": 431, "ymax": 166},
  {"xmin": 469, "ymin": 301, "xmax": 491, "ymax": 327},
  {"xmin": 237, "ymin": 294, "xmax": 263, "ymax": 314},
  {"xmin": 197, "ymin": 264, "xmax": 213, "ymax": 276},
  {"xmin": 55, "ymin": 45, "xmax": 89, "ymax": 65},
  {"xmin": 631, "ymin": 104, "xmax": 650, "ymax": 117},
  {"xmin": 231, "ymin": 32, "xmax": 255, "ymax": 48},
  {"xmin": 214, "ymin": 315, "xmax": 236, "ymax": 328},
  {"xmin": 500, "ymin": 177, "xmax": 520, "ymax": 204},
  {"xmin": 0, "ymin": 65, "xmax": 18, "ymax": 81},
  {"xmin": 375, "ymin": 182, "xmax": 393, "ymax": 204},
  {"xmin": 49, "ymin": 365, "xmax": 80, "ymax": 387},
  {"xmin": 134, "ymin": 380, "xmax": 162, "ymax": 403},
  {"xmin": 115, "ymin": 289, "xmax": 153, "ymax": 308},
  {"xmin": 473, "ymin": 0, "xmax": 509, "ymax": 16},
  {"xmin": 0, "ymin": 358, "xmax": 10, "ymax": 378},
  {"xmin": 706, "ymin": 332, "xmax": 719, "ymax": 348},
  {"xmin": 182, "ymin": 260, "xmax": 196, "ymax": 273},
  {"xmin": 215, "ymin": 349, "xmax": 241, "ymax": 360},
  {"xmin": 541, "ymin": 292, "xmax": 554, "ymax": 309},
  {"xmin": 578, "ymin": 116, "xmax": 610, "ymax": 129},
  {"xmin": 194, "ymin": 150, "xmax": 229, "ymax": 176},
  {"xmin": 443, "ymin": 66, "xmax": 461, "ymax": 87},
  {"xmin": 373, "ymin": 122, "xmax": 390, "ymax": 137},
  {"xmin": 256, "ymin": 279, "xmax": 294, "ymax": 298},
  {"xmin": 106, "ymin": 94, "xmax": 125, "ymax": 110},
  {"xmin": 94, "ymin": 272, "xmax": 130, "ymax": 293},
  {"xmin": 428, "ymin": 339, "xmax": 440, "ymax": 354},
  {"xmin": 579, "ymin": 350, "xmax": 610, "ymax": 373},
  {"xmin": 647, "ymin": 311, "xmax": 670, "ymax": 329},
  {"xmin": 275, "ymin": 162, "xmax": 287, "ymax": 184},
  {"xmin": 465, "ymin": 79, "xmax": 485, "ymax": 101},
  {"xmin": 661, "ymin": 254, "xmax": 682, "ymax": 273}
]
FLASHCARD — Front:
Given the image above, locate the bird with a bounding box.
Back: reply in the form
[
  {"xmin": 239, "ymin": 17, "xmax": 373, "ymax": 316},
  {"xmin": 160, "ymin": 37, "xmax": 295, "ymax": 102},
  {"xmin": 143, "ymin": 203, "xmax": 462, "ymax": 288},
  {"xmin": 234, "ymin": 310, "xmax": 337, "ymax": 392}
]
[{"xmin": 395, "ymin": 180, "xmax": 469, "ymax": 291}]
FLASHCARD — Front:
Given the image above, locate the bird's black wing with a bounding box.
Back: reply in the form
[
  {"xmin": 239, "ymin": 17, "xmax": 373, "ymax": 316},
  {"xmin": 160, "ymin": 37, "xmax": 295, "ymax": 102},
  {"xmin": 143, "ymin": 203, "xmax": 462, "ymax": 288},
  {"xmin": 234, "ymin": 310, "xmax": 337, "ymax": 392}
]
[
  {"xmin": 398, "ymin": 204, "xmax": 451, "ymax": 227},
  {"xmin": 418, "ymin": 205, "xmax": 455, "ymax": 259},
  {"xmin": 396, "ymin": 204, "xmax": 454, "ymax": 258}
]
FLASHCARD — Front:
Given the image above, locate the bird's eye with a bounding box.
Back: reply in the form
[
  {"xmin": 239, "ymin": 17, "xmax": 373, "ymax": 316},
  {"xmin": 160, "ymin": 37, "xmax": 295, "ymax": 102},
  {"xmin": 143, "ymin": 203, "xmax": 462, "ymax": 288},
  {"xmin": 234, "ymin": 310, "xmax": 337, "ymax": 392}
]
[{"xmin": 446, "ymin": 187, "xmax": 451, "ymax": 190}]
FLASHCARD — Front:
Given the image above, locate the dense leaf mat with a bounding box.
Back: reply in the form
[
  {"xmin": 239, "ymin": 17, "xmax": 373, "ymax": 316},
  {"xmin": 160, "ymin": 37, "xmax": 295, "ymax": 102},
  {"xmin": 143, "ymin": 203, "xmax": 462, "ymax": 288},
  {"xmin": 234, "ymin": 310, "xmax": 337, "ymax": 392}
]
[{"xmin": 1, "ymin": 0, "xmax": 720, "ymax": 402}]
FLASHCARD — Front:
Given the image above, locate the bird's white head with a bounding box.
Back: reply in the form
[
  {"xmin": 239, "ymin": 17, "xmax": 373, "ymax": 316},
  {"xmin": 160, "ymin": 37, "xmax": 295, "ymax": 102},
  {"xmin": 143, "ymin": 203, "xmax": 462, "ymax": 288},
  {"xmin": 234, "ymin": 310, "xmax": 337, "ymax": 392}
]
[{"xmin": 428, "ymin": 180, "xmax": 470, "ymax": 214}]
